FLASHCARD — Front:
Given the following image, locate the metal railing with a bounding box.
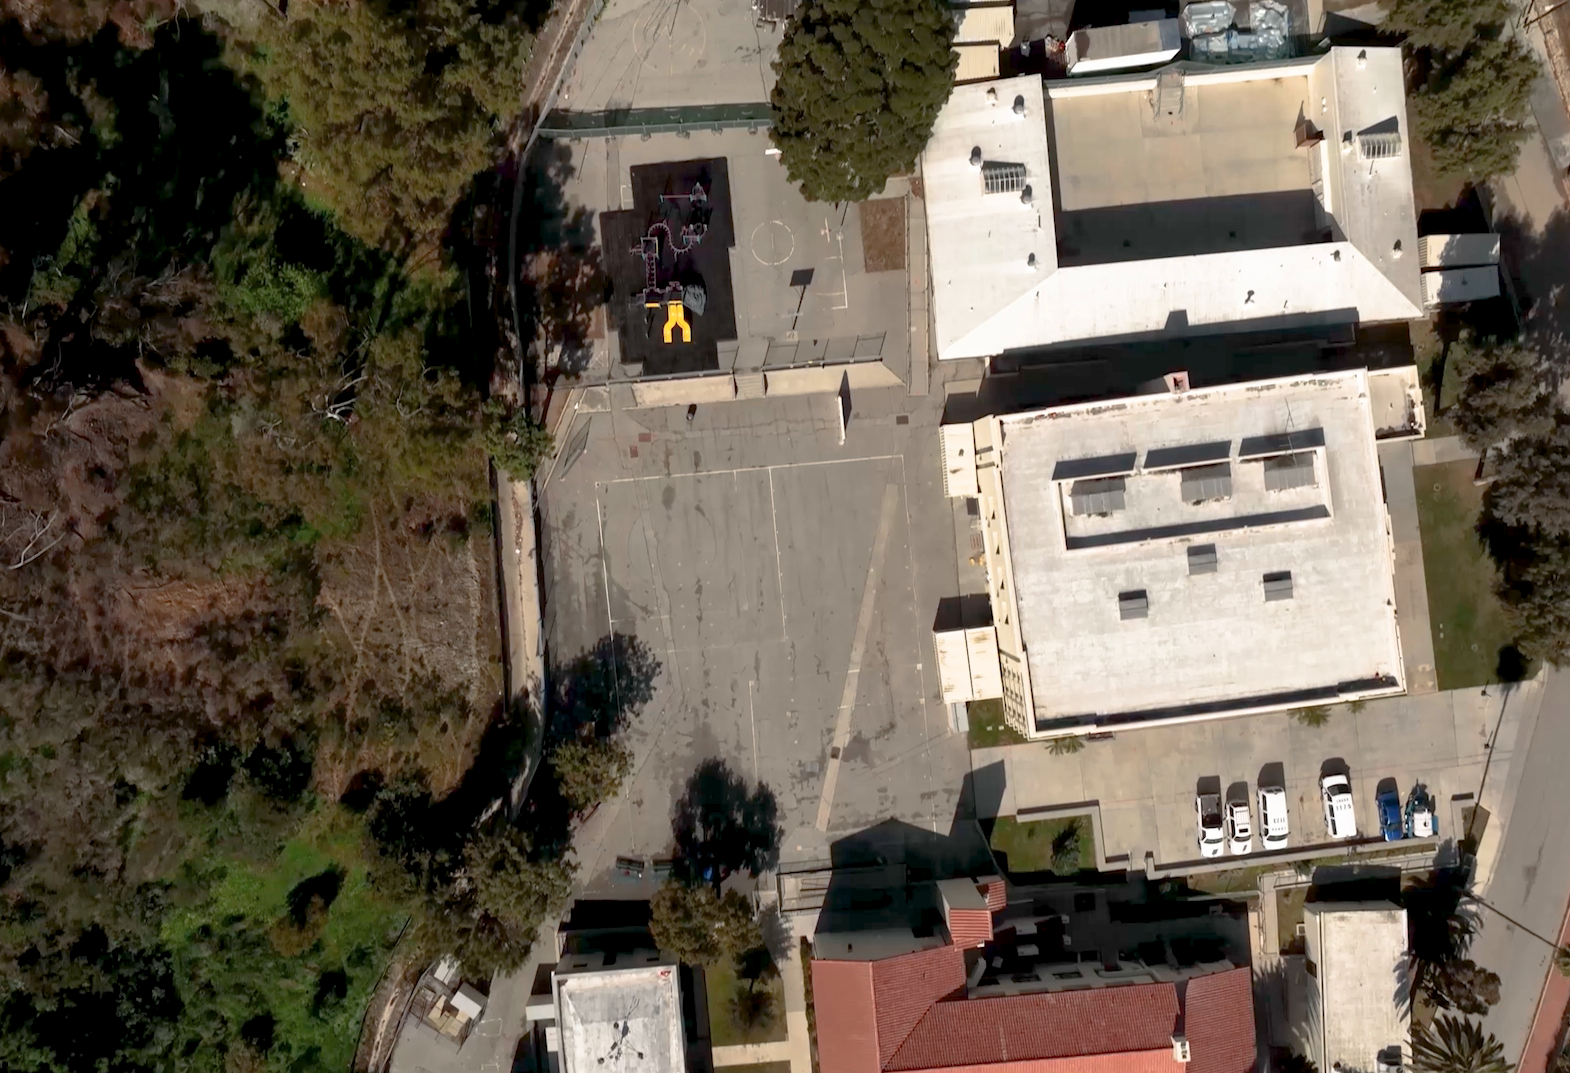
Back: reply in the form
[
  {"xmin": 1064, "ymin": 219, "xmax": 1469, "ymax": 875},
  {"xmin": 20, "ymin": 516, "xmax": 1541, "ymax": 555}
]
[{"xmin": 537, "ymin": 103, "xmax": 774, "ymax": 139}]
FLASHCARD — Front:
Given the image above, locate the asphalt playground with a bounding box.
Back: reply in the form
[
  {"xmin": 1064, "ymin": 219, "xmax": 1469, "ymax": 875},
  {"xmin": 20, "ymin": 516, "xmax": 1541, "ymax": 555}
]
[{"xmin": 538, "ymin": 384, "xmax": 973, "ymax": 886}]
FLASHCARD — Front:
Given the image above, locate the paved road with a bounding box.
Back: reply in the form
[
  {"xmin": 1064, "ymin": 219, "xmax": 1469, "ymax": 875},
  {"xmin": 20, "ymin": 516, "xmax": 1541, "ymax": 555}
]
[{"xmin": 1473, "ymin": 670, "xmax": 1570, "ymax": 1066}]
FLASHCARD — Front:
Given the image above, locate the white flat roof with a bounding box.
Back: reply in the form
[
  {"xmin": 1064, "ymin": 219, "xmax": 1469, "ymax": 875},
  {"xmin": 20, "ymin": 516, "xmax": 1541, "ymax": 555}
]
[
  {"xmin": 922, "ymin": 50, "xmax": 1422, "ymax": 359},
  {"xmin": 555, "ymin": 964, "xmax": 685, "ymax": 1073},
  {"xmin": 989, "ymin": 370, "xmax": 1403, "ymax": 725},
  {"xmin": 1306, "ymin": 902, "xmax": 1410, "ymax": 1073}
]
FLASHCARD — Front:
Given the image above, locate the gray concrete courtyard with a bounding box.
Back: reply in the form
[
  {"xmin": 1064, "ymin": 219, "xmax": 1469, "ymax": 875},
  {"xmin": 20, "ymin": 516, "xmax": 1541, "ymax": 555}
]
[
  {"xmin": 538, "ymin": 382, "xmax": 973, "ymax": 886},
  {"xmin": 557, "ymin": 0, "xmax": 778, "ymax": 112}
]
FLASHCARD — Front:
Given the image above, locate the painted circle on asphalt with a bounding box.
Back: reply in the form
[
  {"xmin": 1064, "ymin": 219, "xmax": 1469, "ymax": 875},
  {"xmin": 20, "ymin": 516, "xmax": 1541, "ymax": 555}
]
[
  {"xmin": 750, "ymin": 220, "xmax": 795, "ymax": 266},
  {"xmin": 633, "ymin": 2, "xmax": 707, "ymax": 76}
]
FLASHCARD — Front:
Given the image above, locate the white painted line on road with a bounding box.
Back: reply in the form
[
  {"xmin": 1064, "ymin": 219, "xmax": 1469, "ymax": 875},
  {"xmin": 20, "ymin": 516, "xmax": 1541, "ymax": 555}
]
[
  {"xmin": 768, "ymin": 468, "xmax": 787, "ymax": 637},
  {"xmin": 598, "ymin": 454, "xmax": 902, "ymax": 486},
  {"xmin": 749, "ymin": 678, "xmax": 760, "ymax": 782},
  {"xmin": 898, "ymin": 453, "xmax": 941, "ymax": 836},
  {"xmin": 815, "ymin": 480, "xmax": 901, "ymax": 832},
  {"xmin": 595, "ymin": 495, "xmax": 623, "ymax": 719}
]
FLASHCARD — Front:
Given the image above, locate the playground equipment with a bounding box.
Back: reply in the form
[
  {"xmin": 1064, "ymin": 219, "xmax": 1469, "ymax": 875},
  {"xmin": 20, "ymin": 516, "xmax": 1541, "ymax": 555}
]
[{"xmin": 630, "ymin": 182, "xmax": 712, "ymax": 342}]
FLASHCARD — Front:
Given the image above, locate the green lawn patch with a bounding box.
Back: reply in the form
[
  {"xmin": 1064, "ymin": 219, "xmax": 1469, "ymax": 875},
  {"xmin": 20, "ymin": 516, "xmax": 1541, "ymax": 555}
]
[
  {"xmin": 1413, "ymin": 460, "xmax": 1524, "ymax": 689},
  {"xmin": 160, "ymin": 806, "xmax": 412, "ymax": 1073},
  {"xmin": 705, "ymin": 956, "xmax": 788, "ymax": 1047},
  {"xmin": 989, "ymin": 815, "xmax": 1094, "ymax": 876},
  {"xmin": 967, "ymin": 698, "xmax": 1025, "ymax": 749}
]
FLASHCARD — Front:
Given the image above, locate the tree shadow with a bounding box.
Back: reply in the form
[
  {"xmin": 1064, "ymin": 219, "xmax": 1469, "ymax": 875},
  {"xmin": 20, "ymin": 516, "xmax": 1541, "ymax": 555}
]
[
  {"xmin": 550, "ymin": 633, "xmax": 662, "ymax": 741},
  {"xmin": 671, "ymin": 758, "xmax": 783, "ymax": 886},
  {"xmin": 505, "ymin": 141, "xmax": 609, "ymax": 389},
  {"xmin": 1403, "ymin": 866, "xmax": 1480, "ymax": 1002}
]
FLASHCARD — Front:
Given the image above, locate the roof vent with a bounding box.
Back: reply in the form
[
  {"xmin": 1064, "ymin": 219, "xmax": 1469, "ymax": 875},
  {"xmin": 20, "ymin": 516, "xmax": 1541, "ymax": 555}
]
[
  {"xmin": 987, "ymin": 87, "xmax": 998, "ymax": 104},
  {"xmin": 1263, "ymin": 571, "xmax": 1294, "ymax": 602},
  {"xmin": 1187, "ymin": 544, "xmax": 1218, "ymax": 575},
  {"xmin": 1013, "ymin": 95, "xmax": 1027, "ymax": 116},
  {"xmin": 1358, "ymin": 130, "xmax": 1403, "ymax": 160},
  {"xmin": 1357, "ymin": 48, "xmax": 1368, "ymax": 67},
  {"xmin": 1179, "ymin": 463, "xmax": 1233, "ymax": 503},
  {"xmin": 982, "ymin": 160, "xmax": 1027, "ymax": 193},
  {"xmin": 1020, "ymin": 185, "xmax": 1034, "ymax": 205},
  {"xmin": 1172, "ymin": 1037, "xmax": 1191, "ymax": 1064},
  {"xmin": 1118, "ymin": 590, "xmax": 1149, "ymax": 621},
  {"xmin": 970, "ymin": 146, "xmax": 983, "ymax": 168},
  {"xmin": 1393, "ymin": 239, "xmax": 1403, "ymax": 258},
  {"xmin": 1027, "ymin": 252, "xmax": 1037, "ymax": 268}
]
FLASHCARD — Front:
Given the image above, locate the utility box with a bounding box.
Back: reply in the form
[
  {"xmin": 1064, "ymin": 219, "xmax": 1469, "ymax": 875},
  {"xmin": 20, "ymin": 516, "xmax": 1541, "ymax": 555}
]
[
  {"xmin": 1420, "ymin": 266, "xmax": 1501, "ymax": 308},
  {"xmin": 1418, "ymin": 233, "xmax": 1501, "ymax": 269},
  {"xmin": 1066, "ymin": 19, "xmax": 1180, "ymax": 75}
]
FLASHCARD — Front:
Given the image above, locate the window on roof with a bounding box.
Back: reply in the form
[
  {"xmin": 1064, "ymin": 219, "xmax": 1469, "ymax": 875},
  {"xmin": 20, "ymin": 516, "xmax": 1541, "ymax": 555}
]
[
  {"xmin": 1263, "ymin": 452, "xmax": 1317, "ymax": 491},
  {"xmin": 1069, "ymin": 476, "xmax": 1126, "ymax": 516},
  {"xmin": 1188, "ymin": 544, "xmax": 1218, "ymax": 575},
  {"xmin": 1179, "ymin": 463, "xmax": 1232, "ymax": 503}
]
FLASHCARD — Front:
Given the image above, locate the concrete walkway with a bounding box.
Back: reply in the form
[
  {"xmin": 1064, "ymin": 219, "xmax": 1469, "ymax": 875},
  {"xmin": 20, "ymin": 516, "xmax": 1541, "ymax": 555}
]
[
  {"xmin": 1380, "ymin": 439, "xmax": 1438, "ymax": 695},
  {"xmin": 712, "ymin": 1042, "xmax": 796, "ymax": 1066},
  {"xmin": 769, "ymin": 891, "xmax": 816, "ymax": 1073},
  {"xmin": 1410, "ymin": 435, "xmax": 1480, "ymax": 468}
]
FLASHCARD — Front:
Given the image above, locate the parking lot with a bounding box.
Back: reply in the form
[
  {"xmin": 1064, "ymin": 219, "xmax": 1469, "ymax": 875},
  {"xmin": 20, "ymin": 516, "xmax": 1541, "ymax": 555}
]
[
  {"xmin": 970, "ymin": 680, "xmax": 1538, "ymax": 869},
  {"xmin": 538, "ymin": 384, "xmax": 972, "ymax": 885}
]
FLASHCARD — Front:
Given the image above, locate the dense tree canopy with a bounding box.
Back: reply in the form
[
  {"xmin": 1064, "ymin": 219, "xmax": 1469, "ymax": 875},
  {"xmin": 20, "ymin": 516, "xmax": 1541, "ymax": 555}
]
[
  {"xmin": 243, "ymin": 0, "xmax": 533, "ymax": 258},
  {"xmin": 1392, "ymin": 0, "xmax": 1537, "ymax": 181},
  {"xmin": 0, "ymin": 0, "xmax": 559, "ymax": 1065},
  {"xmin": 649, "ymin": 881, "xmax": 763, "ymax": 967},
  {"xmin": 1446, "ymin": 335, "xmax": 1553, "ymax": 451},
  {"xmin": 769, "ymin": 0, "xmax": 956, "ymax": 203}
]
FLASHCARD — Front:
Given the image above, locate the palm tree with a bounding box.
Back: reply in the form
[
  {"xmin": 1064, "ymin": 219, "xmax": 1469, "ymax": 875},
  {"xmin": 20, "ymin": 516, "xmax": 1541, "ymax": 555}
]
[
  {"xmin": 1556, "ymin": 945, "xmax": 1570, "ymax": 978},
  {"xmin": 1411, "ymin": 1015, "xmax": 1513, "ymax": 1073},
  {"xmin": 1292, "ymin": 705, "xmax": 1332, "ymax": 728}
]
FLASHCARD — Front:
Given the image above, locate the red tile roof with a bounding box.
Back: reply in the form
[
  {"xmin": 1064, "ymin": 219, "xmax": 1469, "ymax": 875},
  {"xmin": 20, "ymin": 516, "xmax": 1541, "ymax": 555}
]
[
  {"xmin": 1182, "ymin": 968, "xmax": 1257, "ymax": 1073},
  {"xmin": 871, "ymin": 946, "xmax": 970, "ymax": 1068},
  {"xmin": 946, "ymin": 907, "xmax": 995, "ymax": 948},
  {"xmin": 886, "ymin": 981, "xmax": 1182, "ymax": 1070},
  {"xmin": 980, "ymin": 879, "xmax": 1007, "ymax": 913},
  {"xmin": 812, "ymin": 960, "xmax": 881, "ymax": 1073},
  {"xmin": 811, "ymin": 952, "xmax": 1256, "ymax": 1073}
]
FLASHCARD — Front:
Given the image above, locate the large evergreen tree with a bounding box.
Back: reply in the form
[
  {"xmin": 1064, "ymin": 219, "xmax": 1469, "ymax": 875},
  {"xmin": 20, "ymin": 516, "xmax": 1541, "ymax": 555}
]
[
  {"xmin": 244, "ymin": 0, "xmax": 531, "ymax": 258},
  {"xmin": 1446, "ymin": 335, "xmax": 1554, "ymax": 452},
  {"xmin": 769, "ymin": 0, "xmax": 956, "ymax": 203}
]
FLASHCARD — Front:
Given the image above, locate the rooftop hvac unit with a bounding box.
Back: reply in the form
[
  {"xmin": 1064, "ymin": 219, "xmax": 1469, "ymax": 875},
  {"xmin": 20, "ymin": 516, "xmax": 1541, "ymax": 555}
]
[{"xmin": 1172, "ymin": 1037, "xmax": 1192, "ymax": 1064}]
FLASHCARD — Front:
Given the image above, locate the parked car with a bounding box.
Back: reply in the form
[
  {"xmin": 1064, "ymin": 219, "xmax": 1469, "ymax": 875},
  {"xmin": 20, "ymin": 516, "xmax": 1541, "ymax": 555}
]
[
  {"xmin": 1320, "ymin": 773, "xmax": 1357, "ymax": 839},
  {"xmin": 1377, "ymin": 787, "xmax": 1403, "ymax": 841},
  {"xmin": 1196, "ymin": 792, "xmax": 1225, "ymax": 858},
  {"xmin": 1406, "ymin": 786, "xmax": 1437, "ymax": 838},
  {"xmin": 1226, "ymin": 800, "xmax": 1253, "ymax": 855},
  {"xmin": 1257, "ymin": 783, "xmax": 1290, "ymax": 850}
]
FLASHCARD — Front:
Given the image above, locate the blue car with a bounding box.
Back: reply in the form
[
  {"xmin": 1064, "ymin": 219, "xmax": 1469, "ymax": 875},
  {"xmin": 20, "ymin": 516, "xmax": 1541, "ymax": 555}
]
[{"xmin": 1377, "ymin": 787, "xmax": 1404, "ymax": 841}]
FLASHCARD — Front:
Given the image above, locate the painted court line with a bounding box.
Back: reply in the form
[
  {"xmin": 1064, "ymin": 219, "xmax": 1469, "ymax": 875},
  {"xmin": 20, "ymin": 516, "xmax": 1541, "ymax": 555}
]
[{"xmin": 815, "ymin": 480, "xmax": 901, "ymax": 832}]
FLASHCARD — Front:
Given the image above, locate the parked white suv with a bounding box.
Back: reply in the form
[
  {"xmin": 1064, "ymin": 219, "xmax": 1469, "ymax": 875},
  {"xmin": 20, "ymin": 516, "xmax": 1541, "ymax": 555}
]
[
  {"xmin": 1257, "ymin": 784, "xmax": 1290, "ymax": 850},
  {"xmin": 1320, "ymin": 773, "xmax": 1357, "ymax": 839},
  {"xmin": 1226, "ymin": 800, "xmax": 1253, "ymax": 856}
]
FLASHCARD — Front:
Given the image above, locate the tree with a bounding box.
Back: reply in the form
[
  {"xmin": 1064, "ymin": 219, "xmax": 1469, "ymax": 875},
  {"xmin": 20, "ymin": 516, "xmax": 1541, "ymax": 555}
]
[
  {"xmin": 1556, "ymin": 945, "xmax": 1570, "ymax": 977},
  {"xmin": 649, "ymin": 881, "xmax": 762, "ymax": 967},
  {"xmin": 244, "ymin": 0, "xmax": 531, "ymax": 257},
  {"xmin": 1047, "ymin": 735, "xmax": 1085, "ymax": 756},
  {"xmin": 1412, "ymin": 1016, "xmax": 1513, "ymax": 1073},
  {"xmin": 1385, "ymin": 0, "xmax": 1511, "ymax": 52},
  {"xmin": 1447, "ymin": 336, "xmax": 1554, "ymax": 451},
  {"xmin": 1411, "ymin": 36, "xmax": 1539, "ymax": 182},
  {"xmin": 549, "ymin": 735, "xmax": 633, "ymax": 813},
  {"xmin": 483, "ymin": 400, "xmax": 555, "ymax": 479},
  {"xmin": 769, "ymin": 0, "xmax": 956, "ymax": 203},
  {"xmin": 413, "ymin": 826, "xmax": 575, "ymax": 979},
  {"xmin": 1424, "ymin": 958, "xmax": 1502, "ymax": 1015}
]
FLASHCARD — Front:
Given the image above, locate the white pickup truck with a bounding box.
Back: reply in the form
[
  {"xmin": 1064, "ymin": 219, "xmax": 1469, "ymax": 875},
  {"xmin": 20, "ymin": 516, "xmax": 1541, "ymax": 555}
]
[
  {"xmin": 1320, "ymin": 773, "xmax": 1357, "ymax": 839},
  {"xmin": 1196, "ymin": 792, "xmax": 1225, "ymax": 858}
]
